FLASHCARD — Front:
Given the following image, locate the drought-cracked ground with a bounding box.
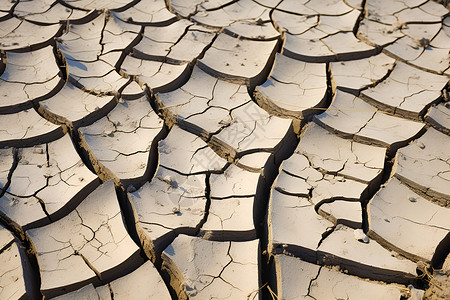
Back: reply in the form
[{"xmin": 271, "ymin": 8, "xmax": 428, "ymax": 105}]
[{"xmin": 0, "ymin": 0, "xmax": 449, "ymax": 299}]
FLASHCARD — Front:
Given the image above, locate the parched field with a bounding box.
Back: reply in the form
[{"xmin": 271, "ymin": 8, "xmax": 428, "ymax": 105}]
[{"xmin": 0, "ymin": 0, "xmax": 449, "ymax": 299}]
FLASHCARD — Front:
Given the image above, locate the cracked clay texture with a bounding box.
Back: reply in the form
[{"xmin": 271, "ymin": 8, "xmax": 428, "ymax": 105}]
[{"xmin": 0, "ymin": 0, "xmax": 449, "ymax": 299}]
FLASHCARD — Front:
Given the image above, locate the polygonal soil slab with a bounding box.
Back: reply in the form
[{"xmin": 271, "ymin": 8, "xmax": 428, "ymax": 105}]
[
  {"xmin": 79, "ymin": 96, "xmax": 164, "ymax": 184},
  {"xmin": 360, "ymin": 62, "xmax": 448, "ymax": 120},
  {"xmin": 190, "ymin": 0, "xmax": 279, "ymax": 40},
  {"xmin": 330, "ymin": 53, "xmax": 395, "ymax": 93},
  {"xmin": 155, "ymin": 66, "xmax": 250, "ymax": 132},
  {"xmin": 254, "ymin": 53, "xmax": 328, "ymax": 119},
  {"xmin": 129, "ymin": 166, "xmax": 207, "ymax": 254},
  {"xmin": 271, "ymin": 8, "xmax": 318, "ymax": 35},
  {"xmin": 0, "ymin": 17, "xmax": 60, "ymax": 50},
  {"xmin": 114, "ymin": 1, "xmax": 176, "ymax": 25},
  {"xmin": 98, "ymin": 260, "xmax": 170, "ymax": 299},
  {"xmin": 268, "ymin": 189, "xmax": 333, "ymax": 261},
  {"xmin": 274, "ymin": 1, "xmax": 357, "ymax": 30},
  {"xmin": 198, "ymin": 33, "xmax": 279, "ymax": 86},
  {"xmin": 52, "ymin": 261, "xmax": 171, "ymax": 299},
  {"xmin": 317, "ymin": 224, "xmax": 417, "ymax": 283},
  {"xmin": 133, "ymin": 19, "xmax": 216, "ymax": 64},
  {"xmin": 394, "ymin": 128, "xmax": 450, "ymax": 206},
  {"xmin": 314, "ymin": 90, "xmax": 425, "ymax": 151},
  {"xmin": 0, "ymin": 108, "xmax": 63, "ymax": 149},
  {"xmin": 157, "ymin": 125, "xmax": 228, "ymax": 175},
  {"xmin": 39, "ymin": 82, "xmax": 117, "ymax": 128},
  {"xmin": 66, "ymin": 58, "xmax": 130, "ymax": 95},
  {"xmin": 0, "ymin": 45, "xmax": 63, "ymax": 114},
  {"xmin": 368, "ymin": 177, "xmax": 450, "ymax": 262},
  {"xmin": 27, "ymin": 180, "xmax": 142, "ymax": 298},
  {"xmin": 14, "ymin": 0, "xmax": 94, "ymax": 24},
  {"xmin": 201, "ymin": 164, "xmax": 264, "ymax": 240},
  {"xmin": 0, "ymin": 134, "xmax": 99, "ymax": 229},
  {"xmin": 162, "ymin": 235, "xmax": 259, "ymax": 299},
  {"xmin": 0, "ymin": 2, "xmax": 15, "ymax": 18},
  {"xmin": 121, "ymin": 55, "xmax": 190, "ymax": 93},
  {"xmin": 274, "ymin": 254, "xmax": 404, "ymax": 300},
  {"xmin": 296, "ymin": 122, "xmax": 386, "ymax": 184}
]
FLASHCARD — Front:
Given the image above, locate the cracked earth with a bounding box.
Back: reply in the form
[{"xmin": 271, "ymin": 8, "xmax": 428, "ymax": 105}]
[{"xmin": 0, "ymin": 0, "xmax": 449, "ymax": 299}]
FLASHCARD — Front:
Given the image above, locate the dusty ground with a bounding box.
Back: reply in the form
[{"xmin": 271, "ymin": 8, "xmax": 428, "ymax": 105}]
[{"xmin": 0, "ymin": 0, "xmax": 449, "ymax": 299}]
